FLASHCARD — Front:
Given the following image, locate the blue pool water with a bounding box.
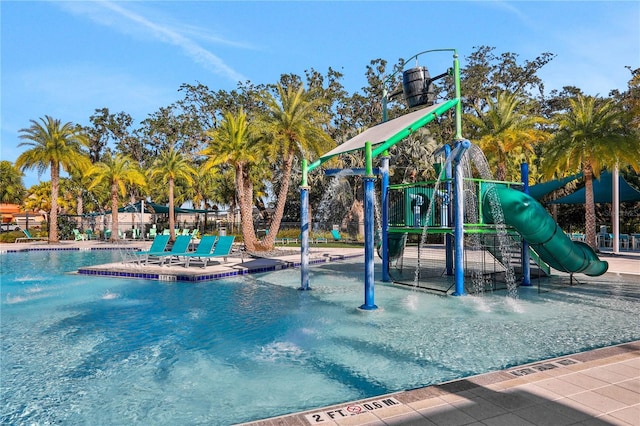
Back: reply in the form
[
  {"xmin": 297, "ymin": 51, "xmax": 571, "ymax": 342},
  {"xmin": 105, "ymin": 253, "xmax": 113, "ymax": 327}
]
[{"xmin": 2, "ymin": 250, "xmax": 639, "ymax": 425}]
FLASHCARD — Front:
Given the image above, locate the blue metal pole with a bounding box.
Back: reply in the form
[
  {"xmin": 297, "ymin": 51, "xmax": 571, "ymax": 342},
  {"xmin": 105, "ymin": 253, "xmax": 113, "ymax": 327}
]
[
  {"xmin": 520, "ymin": 162, "xmax": 532, "ymax": 286},
  {"xmin": 360, "ymin": 142, "xmax": 378, "ymax": 310},
  {"xmin": 452, "ymin": 140, "xmax": 470, "ymax": 296},
  {"xmin": 381, "ymin": 155, "xmax": 391, "ymax": 282},
  {"xmin": 299, "ymin": 160, "xmax": 311, "ymax": 291}
]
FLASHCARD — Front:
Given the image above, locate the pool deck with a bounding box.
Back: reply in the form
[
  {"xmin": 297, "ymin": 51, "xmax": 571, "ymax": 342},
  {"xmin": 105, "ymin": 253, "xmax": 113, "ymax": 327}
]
[
  {"xmin": 241, "ymin": 341, "xmax": 640, "ymax": 426},
  {"xmin": 2, "ymin": 241, "xmax": 639, "ymax": 425}
]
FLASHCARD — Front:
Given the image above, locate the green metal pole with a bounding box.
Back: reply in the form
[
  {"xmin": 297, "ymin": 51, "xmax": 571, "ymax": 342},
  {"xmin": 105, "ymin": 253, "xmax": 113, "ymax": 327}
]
[
  {"xmin": 371, "ymin": 98, "xmax": 459, "ymax": 158},
  {"xmin": 453, "ymin": 52, "xmax": 463, "ymax": 141},
  {"xmin": 301, "ymin": 159, "xmax": 308, "ymax": 187},
  {"xmin": 365, "ymin": 142, "xmax": 373, "ymax": 177}
]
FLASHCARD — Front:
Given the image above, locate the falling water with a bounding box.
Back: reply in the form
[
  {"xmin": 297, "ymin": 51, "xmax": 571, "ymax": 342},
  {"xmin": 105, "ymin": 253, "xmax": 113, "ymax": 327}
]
[
  {"xmin": 467, "ymin": 145, "xmax": 518, "ymax": 298},
  {"xmin": 374, "ymin": 192, "xmax": 382, "ymax": 246},
  {"xmin": 315, "ymin": 170, "xmax": 352, "ymax": 229},
  {"xmin": 459, "ymin": 154, "xmax": 489, "ymax": 295},
  {"xmin": 412, "ymin": 146, "xmax": 459, "ymax": 287}
]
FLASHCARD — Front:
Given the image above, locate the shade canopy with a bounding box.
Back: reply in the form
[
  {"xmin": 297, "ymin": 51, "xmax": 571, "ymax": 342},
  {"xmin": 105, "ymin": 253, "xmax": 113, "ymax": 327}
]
[
  {"xmin": 529, "ymin": 173, "xmax": 582, "ymax": 200},
  {"xmin": 318, "ymin": 101, "xmax": 452, "ymax": 163},
  {"xmin": 118, "ymin": 201, "xmax": 216, "ymax": 214},
  {"xmin": 549, "ymin": 172, "xmax": 640, "ymax": 204}
]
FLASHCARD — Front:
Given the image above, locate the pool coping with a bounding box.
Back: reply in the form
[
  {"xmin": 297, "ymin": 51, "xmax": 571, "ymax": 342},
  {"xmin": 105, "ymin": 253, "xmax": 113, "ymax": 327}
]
[{"xmin": 239, "ymin": 340, "xmax": 640, "ymax": 425}]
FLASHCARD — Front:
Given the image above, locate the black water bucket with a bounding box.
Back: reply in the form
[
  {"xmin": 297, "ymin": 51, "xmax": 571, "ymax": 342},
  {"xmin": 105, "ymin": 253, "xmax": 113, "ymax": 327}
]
[{"xmin": 402, "ymin": 66, "xmax": 435, "ymax": 108}]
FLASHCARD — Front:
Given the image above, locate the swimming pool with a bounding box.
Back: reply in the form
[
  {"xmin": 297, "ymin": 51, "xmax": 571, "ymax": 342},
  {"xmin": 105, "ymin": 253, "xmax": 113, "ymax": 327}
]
[{"xmin": 2, "ymin": 250, "xmax": 639, "ymax": 425}]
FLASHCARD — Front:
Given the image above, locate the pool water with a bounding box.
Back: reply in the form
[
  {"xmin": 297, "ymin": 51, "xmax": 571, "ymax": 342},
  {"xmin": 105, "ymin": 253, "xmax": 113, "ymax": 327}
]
[{"xmin": 2, "ymin": 250, "xmax": 639, "ymax": 425}]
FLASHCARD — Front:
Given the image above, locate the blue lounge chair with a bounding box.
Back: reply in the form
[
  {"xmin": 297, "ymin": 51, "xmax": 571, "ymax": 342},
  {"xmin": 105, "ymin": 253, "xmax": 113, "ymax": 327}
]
[
  {"xmin": 15, "ymin": 229, "xmax": 47, "ymax": 243},
  {"xmin": 331, "ymin": 229, "xmax": 342, "ymax": 242},
  {"xmin": 131, "ymin": 235, "xmax": 170, "ymax": 263},
  {"xmin": 185, "ymin": 235, "xmax": 235, "ymax": 267},
  {"xmin": 173, "ymin": 235, "xmax": 217, "ymax": 266},
  {"xmin": 146, "ymin": 235, "xmax": 192, "ymax": 265}
]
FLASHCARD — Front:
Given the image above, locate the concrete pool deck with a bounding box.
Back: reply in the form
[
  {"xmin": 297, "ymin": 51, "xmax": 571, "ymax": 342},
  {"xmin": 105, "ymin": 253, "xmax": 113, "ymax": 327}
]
[
  {"xmin": 241, "ymin": 341, "xmax": 640, "ymax": 426},
  {"xmin": 2, "ymin": 240, "xmax": 639, "ymax": 425}
]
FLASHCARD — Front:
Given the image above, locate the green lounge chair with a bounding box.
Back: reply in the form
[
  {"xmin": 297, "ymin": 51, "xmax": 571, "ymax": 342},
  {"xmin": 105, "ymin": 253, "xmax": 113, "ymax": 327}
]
[
  {"xmin": 15, "ymin": 229, "xmax": 47, "ymax": 243},
  {"xmin": 174, "ymin": 235, "xmax": 217, "ymax": 267},
  {"xmin": 145, "ymin": 235, "xmax": 192, "ymax": 266},
  {"xmin": 132, "ymin": 235, "xmax": 171, "ymax": 264},
  {"xmin": 73, "ymin": 229, "xmax": 86, "ymax": 241},
  {"xmin": 185, "ymin": 235, "xmax": 235, "ymax": 267}
]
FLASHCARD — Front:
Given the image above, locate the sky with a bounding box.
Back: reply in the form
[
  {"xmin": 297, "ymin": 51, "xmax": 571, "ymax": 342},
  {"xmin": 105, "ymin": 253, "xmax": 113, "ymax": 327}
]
[{"xmin": 2, "ymin": 1, "xmax": 639, "ymax": 188}]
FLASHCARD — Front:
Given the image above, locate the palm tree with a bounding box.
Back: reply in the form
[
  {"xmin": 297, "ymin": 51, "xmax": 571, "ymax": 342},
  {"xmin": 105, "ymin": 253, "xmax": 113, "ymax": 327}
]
[
  {"xmin": 15, "ymin": 116, "xmax": 90, "ymax": 243},
  {"xmin": 0, "ymin": 161, "xmax": 25, "ymax": 204},
  {"xmin": 542, "ymin": 95, "xmax": 640, "ymax": 249},
  {"xmin": 201, "ymin": 109, "xmax": 265, "ymax": 251},
  {"xmin": 467, "ymin": 91, "xmax": 549, "ymax": 181},
  {"xmin": 255, "ymin": 83, "xmax": 334, "ymax": 249},
  {"xmin": 147, "ymin": 147, "xmax": 196, "ymax": 241},
  {"xmin": 185, "ymin": 164, "xmax": 218, "ymax": 233},
  {"xmin": 86, "ymin": 153, "xmax": 146, "ymax": 241},
  {"xmin": 23, "ymin": 181, "xmax": 52, "ymax": 228}
]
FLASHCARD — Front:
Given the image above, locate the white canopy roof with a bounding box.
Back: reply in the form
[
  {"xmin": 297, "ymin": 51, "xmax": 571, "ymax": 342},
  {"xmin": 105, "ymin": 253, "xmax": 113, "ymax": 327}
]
[{"xmin": 319, "ymin": 101, "xmax": 448, "ymax": 162}]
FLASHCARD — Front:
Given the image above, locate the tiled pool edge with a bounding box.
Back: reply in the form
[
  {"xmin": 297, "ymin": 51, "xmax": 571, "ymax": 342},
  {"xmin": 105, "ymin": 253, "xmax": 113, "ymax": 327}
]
[
  {"xmin": 1, "ymin": 245, "xmax": 133, "ymax": 253},
  {"xmin": 239, "ymin": 340, "xmax": 640, "ymax": 425}
]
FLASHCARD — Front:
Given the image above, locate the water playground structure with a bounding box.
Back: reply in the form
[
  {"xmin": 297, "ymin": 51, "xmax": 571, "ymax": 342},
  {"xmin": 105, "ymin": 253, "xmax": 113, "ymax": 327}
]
[{"xmin": 298, "ymin": 49, "xmax": 608, "ymax": 308}]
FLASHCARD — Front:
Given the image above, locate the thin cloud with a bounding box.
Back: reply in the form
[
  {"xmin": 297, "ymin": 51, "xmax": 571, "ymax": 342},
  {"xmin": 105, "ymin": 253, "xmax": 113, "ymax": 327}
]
[{"xmin": 58, "ymin": 0, "xmax": 247, "ymax": 83}]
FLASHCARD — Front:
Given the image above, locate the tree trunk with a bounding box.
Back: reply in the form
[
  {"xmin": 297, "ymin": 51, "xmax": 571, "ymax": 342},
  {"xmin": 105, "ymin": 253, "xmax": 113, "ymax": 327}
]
[
  {"xmin": 584, "ymin": 166, "xmax": 597, "ymax": 250},
  {"xmin": 110, "ymin": 182, "xmax": 119, "ymax": 241},
  {"xmin": 262, "ymin": 152, "xmax": 295, "ymax": 250},
  {"xmin": 342, "ymin": 199, "xmax": 364, "ymax": 238},
  {"xmin": 49, "ymin": 162, "xmax": 60, "ymax": 243},
  {"xmin": 169, "ymin": 179, "xmax": 176, "ymax": 241},
  {"xmin": 236, "ymin": 163, "xmax": 259, "ymax": 251},
  {"xmin": 496, "ymin": 162, "xmax": 507, "ymax": 181},
  {"xmin": 76, "ymin": 193, "xmax": 84, "ymax": 228}
]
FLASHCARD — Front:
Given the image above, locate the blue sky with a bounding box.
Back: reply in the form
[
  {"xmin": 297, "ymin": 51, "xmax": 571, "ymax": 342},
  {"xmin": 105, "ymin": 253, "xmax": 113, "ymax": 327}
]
[{"xmin": 2, "ymin": 1, "xmax": 639, "ymax": 187}]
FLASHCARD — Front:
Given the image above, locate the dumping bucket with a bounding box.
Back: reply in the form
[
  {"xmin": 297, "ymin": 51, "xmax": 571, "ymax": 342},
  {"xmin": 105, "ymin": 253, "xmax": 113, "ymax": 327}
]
[{"xmin": 402, "ymin": 66, "xmax": 435, "ymax": 108}]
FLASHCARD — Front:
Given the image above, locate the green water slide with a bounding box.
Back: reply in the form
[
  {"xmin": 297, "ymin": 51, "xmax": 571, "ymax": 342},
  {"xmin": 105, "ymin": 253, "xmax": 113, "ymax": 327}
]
[{"xmin": 482, "ymin": 186, "xmax": 608, "ymax": 277}]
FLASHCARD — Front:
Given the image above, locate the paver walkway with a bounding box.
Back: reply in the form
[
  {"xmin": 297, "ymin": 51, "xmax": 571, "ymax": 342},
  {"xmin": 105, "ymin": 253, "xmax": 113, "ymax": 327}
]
[{"xmin": 241, "ymin": 341, "xmax": 640, "ymax": 426}]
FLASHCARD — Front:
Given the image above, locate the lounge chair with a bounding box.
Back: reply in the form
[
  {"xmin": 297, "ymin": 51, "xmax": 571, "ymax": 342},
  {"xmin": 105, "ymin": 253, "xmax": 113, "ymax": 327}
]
[
  {"xmin": 145, "ymin": 235, "xmax": 192, "ymax": 266},
  {"xmin": 131, "ymin": 235, "xmax": 170, "ymax": 264},
  {"xmin": 331, "ymin": 229, "xmax": 342, "ymax": 242},
  {"xmin": 73, "ymin": 229, "xmax": 86, "ymax": 241},
  {"xmin": 173, "ymin": 235, "xmax": 217, "ymax": 267},
  {"xmin": 184, "ymin": 235, "xmax": 235, "ymax": 267},
  {"xmin": 313, "ymin": 235, "xmax": 328, "ymax": 244},
  {"xmin": 15, "ymin": 229, "xmax": 47, "ymax": 243}
]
